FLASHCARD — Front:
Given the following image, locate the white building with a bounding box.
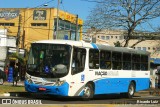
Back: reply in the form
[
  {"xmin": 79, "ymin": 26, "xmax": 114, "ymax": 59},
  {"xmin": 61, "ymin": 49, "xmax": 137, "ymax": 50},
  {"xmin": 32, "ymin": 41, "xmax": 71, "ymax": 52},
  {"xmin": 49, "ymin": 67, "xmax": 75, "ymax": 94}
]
[{"xmin": 0, "ymin": 29, "xmax": 16, "ymax": 71}]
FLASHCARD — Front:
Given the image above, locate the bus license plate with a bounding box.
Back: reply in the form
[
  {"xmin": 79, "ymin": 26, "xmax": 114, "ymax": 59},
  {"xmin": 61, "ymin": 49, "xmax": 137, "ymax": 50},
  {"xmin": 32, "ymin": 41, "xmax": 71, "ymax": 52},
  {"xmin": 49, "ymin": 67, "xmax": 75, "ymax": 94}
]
[{"xmin": 39, "ymin": 87, "xmax": 46, "ymax": 91}]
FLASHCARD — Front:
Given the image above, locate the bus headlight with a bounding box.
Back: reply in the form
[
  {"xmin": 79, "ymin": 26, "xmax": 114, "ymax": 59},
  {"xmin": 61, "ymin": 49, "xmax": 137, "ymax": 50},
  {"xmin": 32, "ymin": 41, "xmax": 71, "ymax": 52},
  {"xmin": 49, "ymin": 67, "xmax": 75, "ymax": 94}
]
[
  {"xmin": 25, "ymin": 74, "xmax": 33, "ymax": 84},
  {"xmin": 55, "ymin": 80, "xmax": 65, "ymax": 86}
]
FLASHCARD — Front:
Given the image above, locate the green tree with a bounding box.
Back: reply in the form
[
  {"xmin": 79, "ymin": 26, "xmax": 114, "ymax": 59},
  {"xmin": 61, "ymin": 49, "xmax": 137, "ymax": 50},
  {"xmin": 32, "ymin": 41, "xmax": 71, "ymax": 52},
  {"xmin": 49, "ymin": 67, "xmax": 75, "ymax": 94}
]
[{"xmin": 114, "ymin": 41, "xmax": 122, "ymax": 47}]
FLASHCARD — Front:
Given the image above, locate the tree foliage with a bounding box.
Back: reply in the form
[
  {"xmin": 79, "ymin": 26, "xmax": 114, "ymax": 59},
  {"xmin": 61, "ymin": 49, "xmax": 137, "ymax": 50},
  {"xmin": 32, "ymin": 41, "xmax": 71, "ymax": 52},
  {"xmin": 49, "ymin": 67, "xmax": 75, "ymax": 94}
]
[{"xmin": 85, "ymin": 0, "xmax": 160, "ymax": 47}]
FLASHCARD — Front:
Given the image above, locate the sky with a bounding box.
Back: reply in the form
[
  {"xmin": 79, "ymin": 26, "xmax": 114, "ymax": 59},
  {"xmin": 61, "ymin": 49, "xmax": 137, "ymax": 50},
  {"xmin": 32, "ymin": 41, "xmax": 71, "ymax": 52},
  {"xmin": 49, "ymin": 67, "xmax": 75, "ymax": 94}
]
[
  {"xmin": 0, "ymin": 0, "xmax": 96, "ymax": 21},
  {"xmin": 0, "ymin": 0, "xmax": 159, "ymax": 32}
]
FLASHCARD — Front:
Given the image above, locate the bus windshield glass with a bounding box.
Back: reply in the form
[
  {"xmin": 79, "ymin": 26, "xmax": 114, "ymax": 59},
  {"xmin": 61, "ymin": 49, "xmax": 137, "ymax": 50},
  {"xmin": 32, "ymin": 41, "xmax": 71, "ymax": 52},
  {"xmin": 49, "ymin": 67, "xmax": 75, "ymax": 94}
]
[{"xmin": 27, "ymin": 43, "xmax": 71, "ymax": 78}]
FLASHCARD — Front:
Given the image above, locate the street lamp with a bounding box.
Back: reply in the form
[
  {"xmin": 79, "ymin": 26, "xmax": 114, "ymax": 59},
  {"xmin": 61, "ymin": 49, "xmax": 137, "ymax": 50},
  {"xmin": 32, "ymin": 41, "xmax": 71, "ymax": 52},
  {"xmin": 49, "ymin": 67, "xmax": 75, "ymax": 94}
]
[{"xmin": 43, "ymin": 4, "xmax": 48, "ymax": 7}]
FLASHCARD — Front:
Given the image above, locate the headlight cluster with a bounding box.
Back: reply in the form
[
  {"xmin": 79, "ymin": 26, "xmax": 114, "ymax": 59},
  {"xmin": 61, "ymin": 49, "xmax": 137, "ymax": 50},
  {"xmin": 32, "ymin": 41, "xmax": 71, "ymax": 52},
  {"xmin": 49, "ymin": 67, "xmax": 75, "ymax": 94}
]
[
  {"xmin": 55, "ymin": 80, "xmax": 65, "ymax": 86},
  {"xmin": 25, "ymin": 73, "xmax": 33, "ymax": 84}
]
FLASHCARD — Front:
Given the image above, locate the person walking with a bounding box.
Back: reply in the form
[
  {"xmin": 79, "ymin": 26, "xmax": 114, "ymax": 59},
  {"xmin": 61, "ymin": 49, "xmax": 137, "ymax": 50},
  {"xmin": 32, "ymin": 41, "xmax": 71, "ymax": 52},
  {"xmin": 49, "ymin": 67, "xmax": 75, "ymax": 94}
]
[
  {"xmin": 4, "ymin": 65, "xmax": 9, "ymax": 81},
  {"xmin": 13, "ymin": 63, "xmax": 19, "ymax": 86}
]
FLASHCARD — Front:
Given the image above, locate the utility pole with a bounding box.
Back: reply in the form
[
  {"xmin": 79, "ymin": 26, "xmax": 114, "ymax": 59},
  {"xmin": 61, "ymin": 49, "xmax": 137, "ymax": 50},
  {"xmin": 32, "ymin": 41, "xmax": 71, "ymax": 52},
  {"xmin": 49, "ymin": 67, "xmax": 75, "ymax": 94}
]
[
  {"xmin": 56, "ymin": 0, "xmax": 60, "ymax": 39},
  {"xmin": 16, "ymin": 14, "xmax": 22, "ymax": 60},
  {"xmin": 75, "ymin": 15, "xmax": 78, "ymax": 41}
]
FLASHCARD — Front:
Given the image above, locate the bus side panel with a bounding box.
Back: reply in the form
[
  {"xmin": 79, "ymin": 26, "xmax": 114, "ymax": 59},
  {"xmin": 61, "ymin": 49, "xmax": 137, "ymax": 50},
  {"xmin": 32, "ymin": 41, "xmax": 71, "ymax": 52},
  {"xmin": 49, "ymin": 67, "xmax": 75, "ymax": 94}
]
[
  {"xmin": 93, "ymin": 78, "xmax": 150, "ymax": 95},
  {"xmin": 94, "ymin": 78, "xmax": 129, "ymax": 94},
  {"xmin": 135, "ymin": 78, "xmax": 150, "ymax": 91}
]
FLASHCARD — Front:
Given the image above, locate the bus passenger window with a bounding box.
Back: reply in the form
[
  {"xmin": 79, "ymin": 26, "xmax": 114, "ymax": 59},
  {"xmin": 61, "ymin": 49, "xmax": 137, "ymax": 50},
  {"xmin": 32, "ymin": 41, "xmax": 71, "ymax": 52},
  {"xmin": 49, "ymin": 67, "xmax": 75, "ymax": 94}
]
[
  {"xmin": 72, "ymin": 47, "xmax": 86, "ymax": 75},
  {"xmin": 123, "ymin": 53, "xmax": 131, "ymax": 70},
  {"xmin": 112, "ymin": 52, "xmax": 122, "ymax": 70},
  {"xmin": 132, "ymin": 54, "xmax": 140, "ymax": 70},
  {"xmin": 100, "ymin": 50, "xmax": 111, "ymax": 69},
  {"xmin": 141, "ymin": 55, "xmax": 148, "ymax": 71},
  {"xmin": 89, "ymin": 49, "xmax": 99, "ymax": 69}
]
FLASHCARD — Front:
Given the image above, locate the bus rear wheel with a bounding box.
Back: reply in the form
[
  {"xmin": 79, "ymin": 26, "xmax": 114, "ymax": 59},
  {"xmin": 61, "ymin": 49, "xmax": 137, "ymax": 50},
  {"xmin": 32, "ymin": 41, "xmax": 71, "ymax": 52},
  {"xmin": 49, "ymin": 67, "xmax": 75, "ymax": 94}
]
[
  {"xmin": 121, "ymin": 82, "xmax": 135, "ymax": 98},
  {"xmin": 82, "ymin": 83, "xmax": 94, "ymax": 100}
]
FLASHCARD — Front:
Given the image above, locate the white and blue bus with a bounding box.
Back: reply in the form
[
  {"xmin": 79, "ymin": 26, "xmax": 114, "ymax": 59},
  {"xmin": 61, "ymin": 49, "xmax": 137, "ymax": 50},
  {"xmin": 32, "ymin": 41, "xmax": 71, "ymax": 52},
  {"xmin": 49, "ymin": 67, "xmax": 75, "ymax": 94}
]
[{"xmin": 25, "ymin": 40, "xmax": 150, "ymax": 99}]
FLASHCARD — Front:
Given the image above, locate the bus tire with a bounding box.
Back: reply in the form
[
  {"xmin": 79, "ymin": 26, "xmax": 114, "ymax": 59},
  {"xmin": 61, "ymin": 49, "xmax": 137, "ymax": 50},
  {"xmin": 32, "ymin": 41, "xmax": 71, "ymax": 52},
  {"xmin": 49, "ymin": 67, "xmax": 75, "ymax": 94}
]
[
  {"xmin": 121, "ymin": 82, "xmax": 135, "ymax": 98},
  {"xmin": 82, "ymin": 83, "xmax": 94, "ymax": 100}
]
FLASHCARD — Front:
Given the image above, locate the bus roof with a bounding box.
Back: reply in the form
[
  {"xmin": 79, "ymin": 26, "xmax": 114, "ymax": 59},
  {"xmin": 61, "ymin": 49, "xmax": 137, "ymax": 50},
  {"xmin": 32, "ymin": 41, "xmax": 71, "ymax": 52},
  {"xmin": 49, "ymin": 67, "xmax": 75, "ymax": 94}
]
[{"xmin": 33, "ymin": 40, "xmax": 150, "ymax": 55}]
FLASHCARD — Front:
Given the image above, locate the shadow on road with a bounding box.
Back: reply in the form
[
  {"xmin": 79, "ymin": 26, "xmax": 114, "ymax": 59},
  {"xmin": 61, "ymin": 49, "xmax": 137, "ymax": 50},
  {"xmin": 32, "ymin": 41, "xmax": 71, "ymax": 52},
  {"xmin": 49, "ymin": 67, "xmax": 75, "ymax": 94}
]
[{"xmin": 9, "ymin": 92, "xmax": 137, "ymax": 101}]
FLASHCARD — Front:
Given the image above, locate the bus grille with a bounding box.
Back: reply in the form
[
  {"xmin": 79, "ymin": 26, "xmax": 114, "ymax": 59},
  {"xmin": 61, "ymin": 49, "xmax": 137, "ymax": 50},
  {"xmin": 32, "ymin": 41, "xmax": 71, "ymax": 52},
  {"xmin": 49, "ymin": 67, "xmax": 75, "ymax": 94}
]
[{"xmin": 33, "ymin": 81, "xmax": 55, "ymax": 86}]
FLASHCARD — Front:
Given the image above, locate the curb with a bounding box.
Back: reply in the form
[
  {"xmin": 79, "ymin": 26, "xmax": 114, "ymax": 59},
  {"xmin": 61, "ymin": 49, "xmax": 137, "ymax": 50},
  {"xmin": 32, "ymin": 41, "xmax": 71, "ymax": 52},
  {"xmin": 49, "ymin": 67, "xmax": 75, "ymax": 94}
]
[
  {"xmin": 0, "ymin": 92, "xmax": 152, "ymax": 97},
  {"xmin": 1, "ymin": 92, "xmax": 30, "ymax": 97},
  {"xmin": 3, "ymin": 93, "xmax": 10, "ymax": 97},
  {"xmin": 1, "ymin": 90, "xmax": 159, "ymax": 97}
]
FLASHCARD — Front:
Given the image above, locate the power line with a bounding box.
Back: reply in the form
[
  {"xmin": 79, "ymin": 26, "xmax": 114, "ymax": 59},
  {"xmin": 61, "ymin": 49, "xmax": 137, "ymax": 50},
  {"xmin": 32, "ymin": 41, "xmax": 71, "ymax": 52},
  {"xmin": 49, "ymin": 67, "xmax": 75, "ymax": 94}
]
[{"xmin": 80, "ymin": 0, "xmax": 104, "ymax": 3}]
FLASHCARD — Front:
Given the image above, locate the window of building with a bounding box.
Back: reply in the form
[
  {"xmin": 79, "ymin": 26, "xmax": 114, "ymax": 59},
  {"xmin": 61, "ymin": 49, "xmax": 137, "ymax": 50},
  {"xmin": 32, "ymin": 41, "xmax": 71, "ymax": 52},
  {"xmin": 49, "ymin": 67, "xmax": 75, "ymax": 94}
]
[
  {"xmin": 111, "ymin": 36, "xmax": 113, "ymax": 38},
  {"xmin": 115, "ymin": 36, "xmax": 118, "ymax": 39},
  {"xmin": 0, "ymin": 23, "xmax": 15, "ymax": 26},
  {"xmin": 119, "ymin": 36, "xmax": 124, "ymax": 40},
  {"xmin": 89, "ymin": 49, "xmax": 99, "ymax": 69},
  {"xmin": 112, "ymin": 52, "xmax": 122, "ymax": 70},
  {"xmin": 106, "ymin": 36, "xmax": 110, "ymax": 40},
  {"xmin": 148, "ymin": 47, "xmax": 150, "ymax": 50},
  {"xmin": 71, "ymin": 23, "xmax": 76, "ymax": 31},
  {"xmin": 153, "ymin": 47, "xmax": 155, "ymax": 50},
  {"xmin": 72, "ymin": 47, "xmax": 86, "ymax": 75},
  {"xmin": 54, "ymin": 18, "xmax": 80, "ymax": 40},
  {"xmin": 100, "ymin": 50, "xmax": 111, "ymax": 69},
  {"xmin": 137, "ymin": 47, "xmax": 141, "ymax": 50},
  {"xmin": 123, "ymin": 53, "xmax": 131, "ymax": 70},
  {"xmin": 59, "ymin": 20, "xmax": 65, "ymax": 29},
  {"xmin": 31, "ymin": 23, "xmax": 47, "ymax": 27},
  {"xmin": 142, "ymin": 47, "xmax": 146, "ymax": 51},
  {"xmin": 64, "ymin": 21, "xmax": 70, "ymax": 30},
  {"xmin": 101, "ymin": 36, "xmax": 105, "ymax": 40}
]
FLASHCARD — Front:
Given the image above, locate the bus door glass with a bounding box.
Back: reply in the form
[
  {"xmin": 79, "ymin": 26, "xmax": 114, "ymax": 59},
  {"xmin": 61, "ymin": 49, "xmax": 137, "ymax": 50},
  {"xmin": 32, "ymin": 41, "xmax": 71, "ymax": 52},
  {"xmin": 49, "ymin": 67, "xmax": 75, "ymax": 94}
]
[{"xmin": 71, "ymin": 47, "xmax": 86, "ymax": 75}]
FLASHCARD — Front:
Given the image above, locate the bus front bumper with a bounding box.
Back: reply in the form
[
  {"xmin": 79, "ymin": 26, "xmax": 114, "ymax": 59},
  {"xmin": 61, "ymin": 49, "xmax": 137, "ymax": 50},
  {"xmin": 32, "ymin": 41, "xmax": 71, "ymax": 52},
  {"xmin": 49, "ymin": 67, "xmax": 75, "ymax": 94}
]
[{"xmin": 24, "ymin": 80, "xmax": 69, "ymax": 96}]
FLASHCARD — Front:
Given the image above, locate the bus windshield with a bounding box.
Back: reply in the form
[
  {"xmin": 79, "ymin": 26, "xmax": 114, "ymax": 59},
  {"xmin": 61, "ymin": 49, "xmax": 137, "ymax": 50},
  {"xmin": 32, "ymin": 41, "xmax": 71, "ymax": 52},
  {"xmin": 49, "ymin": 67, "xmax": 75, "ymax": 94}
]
[{"xmin": 27, "ymin": 43, "xmax": 71, "ymax": 78}]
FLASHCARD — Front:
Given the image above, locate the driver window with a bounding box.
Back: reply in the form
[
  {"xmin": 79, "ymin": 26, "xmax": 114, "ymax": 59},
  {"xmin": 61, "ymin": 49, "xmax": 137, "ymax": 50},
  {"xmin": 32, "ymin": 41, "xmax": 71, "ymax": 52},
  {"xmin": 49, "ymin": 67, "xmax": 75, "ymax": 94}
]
[{"xmin": 72, "ymin": 47, "xmax": 86, "ymax": 75}]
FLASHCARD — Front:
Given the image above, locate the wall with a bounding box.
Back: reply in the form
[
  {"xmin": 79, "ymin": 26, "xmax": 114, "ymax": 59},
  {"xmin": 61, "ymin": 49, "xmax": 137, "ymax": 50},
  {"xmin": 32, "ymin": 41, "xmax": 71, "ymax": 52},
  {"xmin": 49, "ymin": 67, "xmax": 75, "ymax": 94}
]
[
  {"xmin": 0, "ymin": 8, "xmax": 83, "ymax": 50},
  {"xmin": 0, "ymin": 29, "xmax": 7, "ymax": 46}
]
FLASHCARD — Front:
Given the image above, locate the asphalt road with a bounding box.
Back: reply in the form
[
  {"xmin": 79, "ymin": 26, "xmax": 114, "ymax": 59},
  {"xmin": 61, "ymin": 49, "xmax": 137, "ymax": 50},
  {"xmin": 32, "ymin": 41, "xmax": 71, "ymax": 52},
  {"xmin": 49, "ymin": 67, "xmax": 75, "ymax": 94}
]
[{"xmin": 0, "ymin": 93, "xmax": 160, "ymax": 104}]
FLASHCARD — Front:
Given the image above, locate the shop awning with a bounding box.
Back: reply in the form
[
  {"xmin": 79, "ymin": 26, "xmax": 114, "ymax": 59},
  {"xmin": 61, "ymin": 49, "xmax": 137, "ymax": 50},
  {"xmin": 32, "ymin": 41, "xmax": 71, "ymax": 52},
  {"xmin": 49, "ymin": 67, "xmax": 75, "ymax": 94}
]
[{"xmin": 150, "ymin": 58, "xmax": 160, "ymax": 64}]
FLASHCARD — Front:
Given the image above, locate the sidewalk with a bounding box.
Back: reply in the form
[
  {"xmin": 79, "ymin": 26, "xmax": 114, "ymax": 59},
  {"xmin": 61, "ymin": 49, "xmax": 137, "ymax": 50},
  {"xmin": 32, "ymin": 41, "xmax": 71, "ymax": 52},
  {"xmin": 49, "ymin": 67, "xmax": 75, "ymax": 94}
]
[
  {"xmin": 135, "ymin": 88, "xmax": 160, "ymax": 96},
  {"xmin": 3, "ymin": 80, "xmax": 24, "ymax": 86}
]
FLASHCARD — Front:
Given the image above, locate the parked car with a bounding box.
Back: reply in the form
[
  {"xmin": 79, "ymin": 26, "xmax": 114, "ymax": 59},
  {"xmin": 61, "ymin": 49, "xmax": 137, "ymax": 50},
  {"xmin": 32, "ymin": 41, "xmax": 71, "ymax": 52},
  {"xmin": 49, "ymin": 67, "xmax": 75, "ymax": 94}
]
[{"xmin": 0, "ymin": 69, "xmax": 6, "ymax": 85}]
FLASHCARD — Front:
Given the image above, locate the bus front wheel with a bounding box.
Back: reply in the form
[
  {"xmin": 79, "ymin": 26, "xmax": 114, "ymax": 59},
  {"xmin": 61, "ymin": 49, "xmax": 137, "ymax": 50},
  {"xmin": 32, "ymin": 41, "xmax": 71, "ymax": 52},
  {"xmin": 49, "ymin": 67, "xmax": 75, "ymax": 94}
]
[
  {"xmin": 82, "ymin": 83, "xmax": 94, "ymax": 100},
  {"xmin": 121, "ymin": 82, "xmax": 135, "ymax": 98}
]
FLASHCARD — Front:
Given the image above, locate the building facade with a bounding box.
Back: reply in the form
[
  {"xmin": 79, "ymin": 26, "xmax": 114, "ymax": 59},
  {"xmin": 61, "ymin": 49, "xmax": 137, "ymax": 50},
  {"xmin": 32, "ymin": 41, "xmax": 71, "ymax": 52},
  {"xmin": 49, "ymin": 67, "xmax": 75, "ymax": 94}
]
[{"xmin": 0, "ymin": 8, "xmax": 83, "ymax": 50}]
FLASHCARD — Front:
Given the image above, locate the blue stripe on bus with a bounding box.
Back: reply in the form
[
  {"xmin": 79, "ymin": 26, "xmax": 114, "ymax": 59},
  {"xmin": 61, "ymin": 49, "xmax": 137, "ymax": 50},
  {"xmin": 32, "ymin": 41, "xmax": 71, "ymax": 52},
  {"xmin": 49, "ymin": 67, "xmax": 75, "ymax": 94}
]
[
  {"xmin": 91, "ymin": 43, "xmax": 98, "ymax": 49},
  {"xmin": 93, "ymin": 78, "xmax": 150, "ymax": 95},
  {"xmin": 78, "ymin": 78, "xmax": 150, "ymax": 96},
  {"xmin": 24, "ymin": 80, "xmax": 69, "ymax": 96}
]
